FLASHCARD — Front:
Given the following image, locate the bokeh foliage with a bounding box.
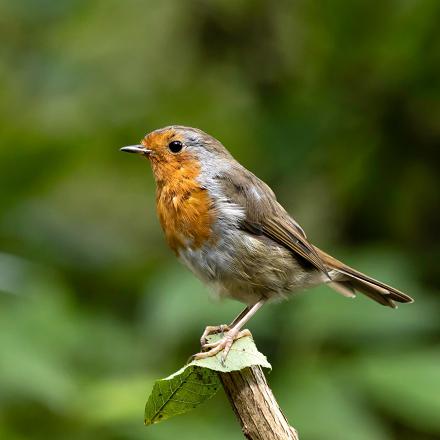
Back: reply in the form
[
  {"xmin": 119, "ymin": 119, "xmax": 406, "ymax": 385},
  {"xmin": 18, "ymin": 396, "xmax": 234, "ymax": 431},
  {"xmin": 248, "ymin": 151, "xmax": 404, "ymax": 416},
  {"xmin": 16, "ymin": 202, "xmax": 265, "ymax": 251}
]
[{"xmin": 1, "ymin": 0, "xmax": 439, "ymax": 439}]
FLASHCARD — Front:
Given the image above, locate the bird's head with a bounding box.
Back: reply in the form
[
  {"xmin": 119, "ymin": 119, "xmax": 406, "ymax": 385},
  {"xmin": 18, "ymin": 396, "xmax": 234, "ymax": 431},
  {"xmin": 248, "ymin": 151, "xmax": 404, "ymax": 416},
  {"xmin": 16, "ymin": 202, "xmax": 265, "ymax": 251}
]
[{"xmin": 121, "ymin": 125, "xmax": 232, "ymax": 184}]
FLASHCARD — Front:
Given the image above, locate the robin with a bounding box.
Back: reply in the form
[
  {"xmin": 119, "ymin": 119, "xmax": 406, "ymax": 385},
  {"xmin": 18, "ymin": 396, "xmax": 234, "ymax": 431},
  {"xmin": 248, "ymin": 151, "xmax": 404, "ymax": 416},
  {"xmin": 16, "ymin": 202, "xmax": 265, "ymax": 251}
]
[{"xmin": 121, "ymin": 125, "xmax": 413, "ymax": 363}]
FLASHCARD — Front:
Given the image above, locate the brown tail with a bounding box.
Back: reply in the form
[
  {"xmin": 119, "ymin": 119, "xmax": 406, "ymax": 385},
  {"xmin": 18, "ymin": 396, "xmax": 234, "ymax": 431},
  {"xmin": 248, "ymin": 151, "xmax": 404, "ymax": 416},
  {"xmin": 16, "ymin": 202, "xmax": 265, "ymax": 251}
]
[{"xmin": 315, "ymin": 247, "xmax": 414, "ymax": 308}]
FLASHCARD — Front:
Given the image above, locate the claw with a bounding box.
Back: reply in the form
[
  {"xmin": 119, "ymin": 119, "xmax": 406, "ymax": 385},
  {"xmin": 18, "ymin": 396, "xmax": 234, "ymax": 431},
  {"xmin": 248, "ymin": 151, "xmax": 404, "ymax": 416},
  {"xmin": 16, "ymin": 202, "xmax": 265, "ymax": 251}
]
[
  {"xmin": 194, "ymin": 329, "xmax": 252, "ymax": 364},
  {"xmin": 200, "ymin": 324, "xmax": 230, "ymax": 347},
  {"xmin": 220, "ymin": 334, "xmax": 235, "ymax": 366}
]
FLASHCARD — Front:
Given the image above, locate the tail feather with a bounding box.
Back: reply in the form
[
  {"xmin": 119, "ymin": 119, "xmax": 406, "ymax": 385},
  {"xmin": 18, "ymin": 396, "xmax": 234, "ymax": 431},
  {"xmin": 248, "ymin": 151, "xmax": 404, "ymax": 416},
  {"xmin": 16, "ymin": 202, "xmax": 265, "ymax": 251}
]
[
  {"xmin": 328, "ymin": 281, "xmax": 356, "ymax": 298},
  {"xmin": 316, "ymin": 247, "xmax": 414, "ymax": 308}
]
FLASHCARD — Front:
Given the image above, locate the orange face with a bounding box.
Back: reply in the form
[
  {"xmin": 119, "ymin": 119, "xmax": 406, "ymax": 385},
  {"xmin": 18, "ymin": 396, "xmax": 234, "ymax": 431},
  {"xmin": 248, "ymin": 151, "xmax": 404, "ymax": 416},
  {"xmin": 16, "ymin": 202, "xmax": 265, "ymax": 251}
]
[
  {"xmin": 141, "ymin": 127, "xmax": 197, "ymax": 185},
  {"xmin": 140, "ymin": 127, "xmax": 214, "ymax": 253}
]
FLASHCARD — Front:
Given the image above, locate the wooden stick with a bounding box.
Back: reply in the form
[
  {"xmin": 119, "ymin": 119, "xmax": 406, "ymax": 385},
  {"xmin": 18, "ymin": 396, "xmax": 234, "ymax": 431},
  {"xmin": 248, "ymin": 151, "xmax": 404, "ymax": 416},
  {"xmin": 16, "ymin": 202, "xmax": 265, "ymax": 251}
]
[{"xmin": 219, "ymin": 365, "xmax": 299, "ymax": 440}]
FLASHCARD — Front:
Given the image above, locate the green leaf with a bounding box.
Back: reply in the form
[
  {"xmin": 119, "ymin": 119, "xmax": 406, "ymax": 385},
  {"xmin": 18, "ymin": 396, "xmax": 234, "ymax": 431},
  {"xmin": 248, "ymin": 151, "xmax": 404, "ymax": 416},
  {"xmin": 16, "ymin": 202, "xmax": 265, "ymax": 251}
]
[
  {"xmin": 144, "ymin": 334, "xmax": 271, "ymax": 425},
  {"xmin": 191, "ymin": 333, "xmax": 272, "ymax": 373},
  {"xmin": 144, "ymin": 365, "xmax": 220, "ymax": 426}
]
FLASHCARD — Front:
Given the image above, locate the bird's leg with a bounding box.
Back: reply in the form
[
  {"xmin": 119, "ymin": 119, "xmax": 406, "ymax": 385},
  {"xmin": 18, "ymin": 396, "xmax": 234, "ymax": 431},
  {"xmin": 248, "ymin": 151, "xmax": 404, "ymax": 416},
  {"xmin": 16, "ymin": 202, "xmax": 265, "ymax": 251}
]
[
  {"xmin": 194, "ymin": 299, "xmax": 266, "ymax": 365},
  {"xmin": 229, "ymin": 305, "xmax": 253, "ymax": 327},
  {"xmin": 199, "ymin": 305, "xmax": 252, "ymax": 346}
]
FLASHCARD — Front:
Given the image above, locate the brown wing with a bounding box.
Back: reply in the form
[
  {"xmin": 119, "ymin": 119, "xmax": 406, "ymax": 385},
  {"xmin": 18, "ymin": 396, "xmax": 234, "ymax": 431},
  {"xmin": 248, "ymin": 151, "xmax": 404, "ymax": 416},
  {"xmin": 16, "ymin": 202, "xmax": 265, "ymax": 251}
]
[
  {"xmin": 257, "ymin": 217, "xmax": 329, "ymax": 275},
  {"xmin": 217, "ymin": 166, "xmax": 329, "ymax": 276}
]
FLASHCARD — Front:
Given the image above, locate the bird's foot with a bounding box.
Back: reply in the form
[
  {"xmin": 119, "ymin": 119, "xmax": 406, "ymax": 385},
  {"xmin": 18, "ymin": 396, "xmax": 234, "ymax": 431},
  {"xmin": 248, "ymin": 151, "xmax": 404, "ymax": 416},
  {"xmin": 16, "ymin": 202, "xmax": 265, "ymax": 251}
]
[
  {"xmin": 199, "ymin": 324, "xmax": 230, "ymax": 347},
  {"xmin": 194, "ymin": 328, "xmax": 252, "ymax": 366}
]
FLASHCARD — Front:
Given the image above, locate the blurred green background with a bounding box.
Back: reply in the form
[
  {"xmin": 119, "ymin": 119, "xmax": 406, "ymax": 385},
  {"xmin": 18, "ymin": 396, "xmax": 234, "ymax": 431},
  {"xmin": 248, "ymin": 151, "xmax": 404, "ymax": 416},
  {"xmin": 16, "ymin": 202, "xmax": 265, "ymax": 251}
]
[{"xmin": 1, "ymin": 0, "xmax": 439, "ymax": 439}]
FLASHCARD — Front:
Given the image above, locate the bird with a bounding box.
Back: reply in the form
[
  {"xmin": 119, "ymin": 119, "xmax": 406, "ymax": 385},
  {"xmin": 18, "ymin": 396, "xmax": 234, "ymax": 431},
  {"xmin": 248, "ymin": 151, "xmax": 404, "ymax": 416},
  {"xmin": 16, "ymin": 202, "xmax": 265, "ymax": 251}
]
[{"xmin": 121, "ymin": 125, "xmax": 413, "ymax": 363}]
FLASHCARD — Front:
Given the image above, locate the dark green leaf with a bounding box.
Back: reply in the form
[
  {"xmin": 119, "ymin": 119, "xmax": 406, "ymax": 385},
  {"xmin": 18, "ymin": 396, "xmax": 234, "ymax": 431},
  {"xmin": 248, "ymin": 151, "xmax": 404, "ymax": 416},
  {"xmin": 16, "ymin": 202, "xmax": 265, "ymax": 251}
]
[{"xmin": 144, "ymin": 365, "xmax": 220, "ymax": 426}]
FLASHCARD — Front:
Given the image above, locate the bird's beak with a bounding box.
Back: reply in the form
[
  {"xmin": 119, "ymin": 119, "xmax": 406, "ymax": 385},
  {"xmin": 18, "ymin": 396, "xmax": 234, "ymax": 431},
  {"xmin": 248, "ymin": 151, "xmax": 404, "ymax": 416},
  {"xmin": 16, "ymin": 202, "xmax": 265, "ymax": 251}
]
[{"xmin": 120, "ymin": 145, "xmax": 152, "ymax": 155}]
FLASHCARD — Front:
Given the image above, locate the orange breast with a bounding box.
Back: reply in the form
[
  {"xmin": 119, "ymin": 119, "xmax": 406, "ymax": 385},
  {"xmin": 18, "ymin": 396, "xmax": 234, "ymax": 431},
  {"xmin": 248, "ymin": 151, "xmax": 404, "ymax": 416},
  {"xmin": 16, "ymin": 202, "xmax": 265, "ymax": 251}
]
[{"xmin": 155, "ymin": 162, "xmax": 214, "ymax": 254}]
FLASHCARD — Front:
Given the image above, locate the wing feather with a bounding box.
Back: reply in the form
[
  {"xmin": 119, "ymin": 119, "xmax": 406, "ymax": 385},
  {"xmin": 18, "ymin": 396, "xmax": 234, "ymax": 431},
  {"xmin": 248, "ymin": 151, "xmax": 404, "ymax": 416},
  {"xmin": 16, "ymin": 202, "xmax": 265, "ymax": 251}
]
[{"xmin": 216, "ymin": 167, "xmax": 329, "ymax": 276}]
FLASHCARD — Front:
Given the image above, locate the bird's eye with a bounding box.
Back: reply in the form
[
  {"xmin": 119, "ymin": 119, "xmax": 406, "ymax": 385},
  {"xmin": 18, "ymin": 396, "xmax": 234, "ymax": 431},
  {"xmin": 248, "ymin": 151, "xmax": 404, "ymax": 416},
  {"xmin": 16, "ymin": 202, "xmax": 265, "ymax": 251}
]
[{"xmin": 168, "ymin": 140, "xmax": 183, "ymax": 154}]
